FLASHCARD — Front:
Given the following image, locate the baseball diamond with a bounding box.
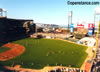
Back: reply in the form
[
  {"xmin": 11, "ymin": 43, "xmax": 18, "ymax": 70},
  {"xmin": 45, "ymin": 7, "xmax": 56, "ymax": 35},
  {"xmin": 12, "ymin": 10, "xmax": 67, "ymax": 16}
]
[{"xmin": 0, "ymin": 38, "xmax": 88, "ymax": 69}]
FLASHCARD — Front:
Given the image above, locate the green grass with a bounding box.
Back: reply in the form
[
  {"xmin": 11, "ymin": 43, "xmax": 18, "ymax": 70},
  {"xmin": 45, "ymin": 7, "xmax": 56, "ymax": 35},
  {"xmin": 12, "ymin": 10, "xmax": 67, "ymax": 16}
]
[
  {"xmin": 0, "ymin": 47, "xmax": 10, "ymax": 53},
  {"xmin": 0, "ymin": 38, "xmax": 88, "ymax": 69}
]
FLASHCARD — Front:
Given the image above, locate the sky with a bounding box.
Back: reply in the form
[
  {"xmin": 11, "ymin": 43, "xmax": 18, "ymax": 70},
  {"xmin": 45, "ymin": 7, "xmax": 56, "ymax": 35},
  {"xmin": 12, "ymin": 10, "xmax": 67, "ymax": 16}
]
[{"xmin": 0, "ymin": 0, "xmax": 100, "ymax": 27}]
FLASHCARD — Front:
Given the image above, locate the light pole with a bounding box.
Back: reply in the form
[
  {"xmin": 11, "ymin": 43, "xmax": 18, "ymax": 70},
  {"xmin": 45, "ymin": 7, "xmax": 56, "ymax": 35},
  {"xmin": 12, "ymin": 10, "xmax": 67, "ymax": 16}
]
[
  {"xmin": 68, "ymin": 14, "xmax": 69, "ymax": 29},
  {"xmin": 68, "ymin": 11, "xmax": 72, "ymax": 29},
  {"xmin": 94, "ymin": 7, "xmax": 100, "ymax": 32}
]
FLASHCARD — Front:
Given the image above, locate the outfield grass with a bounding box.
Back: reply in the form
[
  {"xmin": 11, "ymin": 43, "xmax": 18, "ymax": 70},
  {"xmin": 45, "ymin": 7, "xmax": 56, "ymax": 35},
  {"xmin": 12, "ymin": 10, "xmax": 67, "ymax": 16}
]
[
  {"xmin": 0, "ymin": 47, "xmax": 10, "ymax": 53},
  {"xmin": 0, "ymin": 38, "xmax": 88, "ymax": 69}
]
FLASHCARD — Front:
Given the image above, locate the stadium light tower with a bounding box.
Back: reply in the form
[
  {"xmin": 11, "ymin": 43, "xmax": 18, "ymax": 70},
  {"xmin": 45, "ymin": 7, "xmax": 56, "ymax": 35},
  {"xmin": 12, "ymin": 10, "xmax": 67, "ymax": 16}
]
[
  {"xmin": 0, "ymin": 8, "xmax": 7, "ymax": 17},
  {"xmin": 68, "ymin": 11, "xmax": 72, "ymax": 29},
  {"xmin": 94, "ymin": 6, "xmax": 100, "ymax": 30}
]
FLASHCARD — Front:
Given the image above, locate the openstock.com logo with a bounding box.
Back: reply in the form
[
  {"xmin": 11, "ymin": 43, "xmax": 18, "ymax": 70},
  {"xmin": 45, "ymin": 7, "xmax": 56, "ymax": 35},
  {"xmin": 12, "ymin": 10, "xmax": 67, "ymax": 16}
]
[{"xmin": 67, "ymin": 1, "xmax": 100, "ymax": 5}]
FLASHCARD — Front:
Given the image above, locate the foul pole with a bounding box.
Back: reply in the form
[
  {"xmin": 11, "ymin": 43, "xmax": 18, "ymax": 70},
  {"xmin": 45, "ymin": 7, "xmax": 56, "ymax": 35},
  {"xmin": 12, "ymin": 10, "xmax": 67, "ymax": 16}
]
[{"xmin": 94, "ymin": 21, "xmax": 100, "ymax": 58}]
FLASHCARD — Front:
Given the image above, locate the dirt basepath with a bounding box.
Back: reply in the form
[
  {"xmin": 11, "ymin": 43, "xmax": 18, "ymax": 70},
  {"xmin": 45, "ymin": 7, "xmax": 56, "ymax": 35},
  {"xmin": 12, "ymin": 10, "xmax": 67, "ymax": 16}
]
[{"xmin": 0, "ymin": 43, "xmax": 25, "ymax": 61}]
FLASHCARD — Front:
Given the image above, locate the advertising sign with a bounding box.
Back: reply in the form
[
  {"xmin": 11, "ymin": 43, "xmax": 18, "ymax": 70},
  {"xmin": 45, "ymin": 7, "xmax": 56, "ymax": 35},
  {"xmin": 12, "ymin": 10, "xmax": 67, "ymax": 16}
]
[
  {"xmin": 88, "ymin": 24, "xmax": 94, "ymax": 35},
  {"xmin": 88, "ymin": 28, "xmax": 93, "ymax": 35},
  {"xmin": 70, "ymin": 28, "xmax": 73, "ymax": 33},
  {"xmin": 77, "ymin": 24, "xmax": 84, "ymax": 28},
  {"xmin": 70, "ymin": 24, "xmax": 74, "ymax": 28},
  {"xmin": 70, "ymin": 24, "xmax": 74, "ymax": 33},
  {"xmin": 88, "ymin": 24, "xmax": 94, "ymax": 29}
]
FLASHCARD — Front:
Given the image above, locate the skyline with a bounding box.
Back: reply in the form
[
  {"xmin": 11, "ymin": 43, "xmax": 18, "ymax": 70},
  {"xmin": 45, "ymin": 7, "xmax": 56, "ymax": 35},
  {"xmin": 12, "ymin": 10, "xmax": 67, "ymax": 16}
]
[{"xmin": 0, "ymin": 0, "xmax": 100, "ymax": 26}]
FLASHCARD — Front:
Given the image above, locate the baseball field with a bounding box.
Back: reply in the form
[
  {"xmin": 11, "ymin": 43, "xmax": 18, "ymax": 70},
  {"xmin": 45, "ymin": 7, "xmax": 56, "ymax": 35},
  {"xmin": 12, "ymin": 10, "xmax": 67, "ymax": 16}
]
[{"xmin": 0, "ymin": 38, "xmax": 88, "ymax": 69}]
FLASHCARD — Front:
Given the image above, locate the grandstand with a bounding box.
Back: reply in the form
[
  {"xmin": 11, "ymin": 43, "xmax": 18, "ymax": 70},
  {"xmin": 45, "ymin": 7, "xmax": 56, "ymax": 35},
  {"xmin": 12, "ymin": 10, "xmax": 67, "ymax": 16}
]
[{"xmin": 0, "ymin": 17, "xmax": 36, "ymax": 44}]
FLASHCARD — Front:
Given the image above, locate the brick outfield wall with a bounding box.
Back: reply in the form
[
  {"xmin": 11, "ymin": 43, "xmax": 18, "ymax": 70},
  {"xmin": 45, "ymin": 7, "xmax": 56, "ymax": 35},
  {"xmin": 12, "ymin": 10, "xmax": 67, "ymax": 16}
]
[{"xmin": 0, "ymin": 17, "xmax": 36, "ymax": 44}]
